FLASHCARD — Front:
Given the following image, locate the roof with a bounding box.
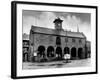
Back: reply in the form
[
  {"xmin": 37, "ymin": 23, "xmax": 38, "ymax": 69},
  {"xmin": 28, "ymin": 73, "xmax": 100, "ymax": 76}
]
[
  {"xmin": 67, "ymin": 31, "xmax": 85, "ymax": 38},
  {"xmin": 31, "ymin": 25, "xmax": 85, "ymax": 38},
  {"xmin": 53, "ymin": 17, "xmax": 63, "ymax": 23}
]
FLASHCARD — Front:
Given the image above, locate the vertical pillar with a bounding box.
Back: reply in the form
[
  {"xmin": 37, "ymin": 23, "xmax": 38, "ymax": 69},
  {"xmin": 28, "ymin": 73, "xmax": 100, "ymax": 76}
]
[
  {"xmin": 54, "ymin": 46, "xmax": 56, "ymax": 59},
  {"xmin": 69, "ymin": 48, "xmax": 71, "ymax": 60},
  {"xmin": 70, "ymin": 47, "xmax": 72, "ymax": 59},
  {"xmin": 62, "ymin": 47, "xmax": 64, "ymax": 58},
  {"xmin": 76, "ymin": 48, "xmax": 79, "ymax": 59},
  {"xmin": 83, "ymin": 47, "xmax": 86, "ymax": 59},
  {"xmin": 45, "ymin": 47, "xmax": 48, "ymax": 61}
]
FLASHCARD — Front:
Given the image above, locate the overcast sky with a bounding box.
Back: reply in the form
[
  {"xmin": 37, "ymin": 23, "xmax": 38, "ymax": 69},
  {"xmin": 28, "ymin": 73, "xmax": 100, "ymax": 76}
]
[{"xmin": 23, "ymin": 10, "xmax": 91, "ymax": 41}]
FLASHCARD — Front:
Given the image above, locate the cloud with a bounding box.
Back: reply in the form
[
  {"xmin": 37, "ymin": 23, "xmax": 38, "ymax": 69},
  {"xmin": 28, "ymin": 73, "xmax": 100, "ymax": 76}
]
[
  {"xmin": 62, "ymin": 15, "xmax": 81, "ymax": 30},
  {"xmin": 23, "ymin": 11, "xmax": 91, "ymax": 41},
  {"xmin": 36, "ymin": 12, "xmax": 56, "ymax": 28}
]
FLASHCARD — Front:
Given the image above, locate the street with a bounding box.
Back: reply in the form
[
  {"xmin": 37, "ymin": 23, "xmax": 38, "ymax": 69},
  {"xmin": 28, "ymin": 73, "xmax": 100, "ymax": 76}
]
[{"xmin": 23, "ymin": 58, "xmax": 91, "ymax": 69}]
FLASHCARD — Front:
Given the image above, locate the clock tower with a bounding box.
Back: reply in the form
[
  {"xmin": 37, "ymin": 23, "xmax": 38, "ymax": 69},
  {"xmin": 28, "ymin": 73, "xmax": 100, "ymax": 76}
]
[{"xmin": 53, "ymin": 17, "xmax": 63, "ymax": 30}]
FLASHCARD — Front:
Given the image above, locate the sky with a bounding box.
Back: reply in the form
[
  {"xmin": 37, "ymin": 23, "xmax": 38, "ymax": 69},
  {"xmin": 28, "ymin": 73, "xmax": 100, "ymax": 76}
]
[{"xmin": 23, "ymin": 10, "xmax": 91, "ymax": 41}]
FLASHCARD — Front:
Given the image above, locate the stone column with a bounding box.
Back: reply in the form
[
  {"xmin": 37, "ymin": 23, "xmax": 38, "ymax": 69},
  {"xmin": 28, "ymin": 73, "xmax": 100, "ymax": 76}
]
[
  {"xmin": 83, "ymin": 47, "xmax": 86, "ymax": 59},
  {"xmin": 76, "ymin": 48, "xmax": 79, "ymax": 59},
  {"xmin": 62, "ymin": 47, "xmax": 64, "ymax": 58},
  {"xmin": 69, "ymin": 48, "xmax": 71, "ymax": 60},
  {"xmin": 45, "ymin": 47, "xmax": 48, "ymax": 60}
]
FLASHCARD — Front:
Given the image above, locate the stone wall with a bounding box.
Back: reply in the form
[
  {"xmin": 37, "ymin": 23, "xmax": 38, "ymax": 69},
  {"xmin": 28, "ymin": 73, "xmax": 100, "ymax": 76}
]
[{"xmin": 29, "ymin": 31, "xmax": 87, "ymax": 62}]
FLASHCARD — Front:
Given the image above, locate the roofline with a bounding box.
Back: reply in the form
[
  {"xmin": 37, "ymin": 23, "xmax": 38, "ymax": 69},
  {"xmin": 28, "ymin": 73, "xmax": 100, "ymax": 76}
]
[
  {"xmin": 31, "ymin": 25, "xmax": 86, "ymax": 38},
  {"xmin": 31, "ymin": 25, "xmax": 86, "ymax": 34},
  {"xmin": 31, "ymin": 25, "xmax": 55, "ymax": 30},
  {"xmin": 33, "ymin": 31, "xmax": 86, "ymax": 39}
]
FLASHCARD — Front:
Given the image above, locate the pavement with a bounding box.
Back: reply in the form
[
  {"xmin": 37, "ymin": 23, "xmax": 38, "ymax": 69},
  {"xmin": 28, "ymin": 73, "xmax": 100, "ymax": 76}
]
[{"xmin": 22, "ymin": 58, "xmax": 91, "ymax": 69}]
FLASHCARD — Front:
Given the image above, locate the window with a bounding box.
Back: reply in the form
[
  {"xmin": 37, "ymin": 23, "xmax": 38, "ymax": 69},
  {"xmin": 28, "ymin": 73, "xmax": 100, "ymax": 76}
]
[
  {"xmin": 65, "ymin": 38, "xmax": 68, "ymax": 42},
  {"xmin": 56, "ymin": 36, "xmax": 61, "ymax": 45},
  {"xmin": 25, "ymin": 42, "xmax": 27, "ymax": 45},
  {"xmin": 31, "ymin": 43, "xmax": 33, "ymax": 46},
  {"xmin": 23, "ymin": 42, "xmax": 27, "ymax": 46},
  {"xmin": 23, "ymin": 48, "xmax": 28, "ymax": 53},
  {"xmin": 72, "ymin": 38, "xmax": 75, "ymax": 42},
  {"xmin": 79, "ymin": 39, "xmax": 82, "ymax": 43}
]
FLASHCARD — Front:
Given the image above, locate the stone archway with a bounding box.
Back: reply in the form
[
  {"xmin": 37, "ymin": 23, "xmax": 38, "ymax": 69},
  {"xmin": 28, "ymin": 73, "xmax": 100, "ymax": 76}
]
[
  {"xmin": 37, "ymin": 45, "xmax": 45, "ymax": 58},
  {"xmin": 78, "ymin": 48, "xmax": 83, "ymax": 59},
  {"xmin": 64, "ymin": 47, "xmax": 70, "ymax": 54},
  {"xmin": 56, "ymin": 47, "xmax": 62, "ymax": 59},
  {"xmin": 47, "ymin": 46, "xmax": 55, "ymax": 58},
  {"xmin": 71, "ymin": 47, "xmax": 76, "ymax": 59}
]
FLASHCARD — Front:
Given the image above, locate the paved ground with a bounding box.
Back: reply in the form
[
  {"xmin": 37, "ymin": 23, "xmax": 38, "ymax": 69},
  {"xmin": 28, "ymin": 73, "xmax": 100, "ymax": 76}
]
[{"xmin": 22, "ymin": 58, "xmax": 91, "ymax": 69}]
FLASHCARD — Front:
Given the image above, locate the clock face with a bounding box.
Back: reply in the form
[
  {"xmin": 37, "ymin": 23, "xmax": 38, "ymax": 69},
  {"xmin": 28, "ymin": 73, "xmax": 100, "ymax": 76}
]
[{"xmin": 58, "ymin": 23, "xmax": 61, "ymax": 26}]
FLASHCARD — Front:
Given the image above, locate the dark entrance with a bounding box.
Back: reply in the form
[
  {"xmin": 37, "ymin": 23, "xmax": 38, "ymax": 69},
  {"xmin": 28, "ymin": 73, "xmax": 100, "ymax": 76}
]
[
  {"xmin": 47, "ymin": 46, "xmax": 54, "ymax": 57},
  {"xmin": 64, "ymin": 47, "xmax": 70, "ymax": 54},
  {"xmin": 78, "ymin": 48, "xmax": 83, "ymax": 59},
  {"xmin": 37, "ymin": 45, "xmax": 45, "ymax": 58},
  {"xmin": 56, "ymin": 47, "xmax": 62, "ymax": 60},
  {"xmin": 71, "ymin": 47, "xmax": 76, "ymax": 59}
]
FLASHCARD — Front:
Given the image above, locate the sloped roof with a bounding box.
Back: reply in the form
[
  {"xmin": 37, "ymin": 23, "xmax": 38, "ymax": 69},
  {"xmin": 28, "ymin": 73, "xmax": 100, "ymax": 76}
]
[
  {"xmin": 67, "ymin": 31, "xmax": 85, "ymax": 38},
  {"xmin": 31, "ymin": 25, "xmax": 85, "ymax": 38}
]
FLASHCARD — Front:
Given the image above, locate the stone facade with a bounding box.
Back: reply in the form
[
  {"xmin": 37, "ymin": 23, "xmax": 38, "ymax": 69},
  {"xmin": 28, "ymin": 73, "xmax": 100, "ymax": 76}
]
[{"xmin": 29, "ymin": 18, "xmax": 89, "ymax": 62}]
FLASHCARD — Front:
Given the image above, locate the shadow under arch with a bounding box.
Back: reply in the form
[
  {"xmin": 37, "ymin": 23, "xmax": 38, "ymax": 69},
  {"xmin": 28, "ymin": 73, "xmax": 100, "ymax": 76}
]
[
  {"xmin": 64, "ymin": 47, "xmax": 70, "ymax": 54},
  {"xmin": 78, "ymin": 47, "xmax": 83, "ymax": 59},
  {"xmin": 37, "ymin": 45, "xmax": 45, "ymax": 58},
  {"xmin": 71, "ymin": 47, "xmax": 76, "ymax": 59},
  {"xmin": 56, "ymin": 47, "xmax": 62, "ymax": 60},
  {"xmin": 47, "ymin": 46, "xmax": 55, "ymax": 57}
]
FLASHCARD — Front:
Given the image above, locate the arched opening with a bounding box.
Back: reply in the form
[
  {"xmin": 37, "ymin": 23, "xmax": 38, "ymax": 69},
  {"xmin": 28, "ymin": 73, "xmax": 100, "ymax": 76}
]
[
  {"xmin": 78, "ymin": 48, "xmax": 83, "ymax": 59},
  {"xmin": 47, "ymin": 46, "xmax": 55, "ymax": 58},
  {"xmin": 37, "ymin": 45, "xmax": 45, "ymax": 58},
  {"xmin": 64, "ymin": 47, "xmax": 70, "ymax": 54},
  {"xmin": 71, "ymin": 47, "xmax": 76, "ymax": 59},
  {"xmin": 56, "ymin": 47, "xmax": 62, "ymax": 59},
  {"xmin": 56, "ymin": 36, "xmax": 61, "ymax": 45}
]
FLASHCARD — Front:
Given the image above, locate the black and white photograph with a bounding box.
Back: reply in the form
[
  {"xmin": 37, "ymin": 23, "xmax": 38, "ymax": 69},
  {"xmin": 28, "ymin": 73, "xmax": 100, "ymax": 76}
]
[
  {"xmin": 22, "ymin": 10, "xmax": 91, "ymax": 69},
  {"xmin": 11, "ymin": 1, "xmax": 97, "ymax": 79}
]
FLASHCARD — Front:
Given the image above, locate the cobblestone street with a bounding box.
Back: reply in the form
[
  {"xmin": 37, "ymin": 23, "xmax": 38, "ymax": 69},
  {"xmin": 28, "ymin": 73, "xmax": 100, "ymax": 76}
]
[{"xmin": 23, "ymin": 58, "xmax": 91, "ymax": 69}]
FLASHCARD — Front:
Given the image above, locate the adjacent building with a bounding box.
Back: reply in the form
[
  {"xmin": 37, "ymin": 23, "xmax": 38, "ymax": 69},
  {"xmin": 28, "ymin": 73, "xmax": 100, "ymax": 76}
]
[{"xmin": 23, "ymin": 33, "xmax": 30, "ymax": 62}]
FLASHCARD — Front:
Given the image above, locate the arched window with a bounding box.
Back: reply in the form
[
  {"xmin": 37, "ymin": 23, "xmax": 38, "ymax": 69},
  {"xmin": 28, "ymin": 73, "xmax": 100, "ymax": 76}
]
[
  {"xmin": 72, "ymin": 38, "xmax": 75, "ymax": 43},
  {"xmin": 79, "ymin": 39, "xmax": 82, "ymax": 43},
  {"xmin": 56, "ymin": 36, "xmax": 61, "ymax": 45},
  {"xmin": 65, "ymin": 38, "xmax": 68, "ymax": 42}
]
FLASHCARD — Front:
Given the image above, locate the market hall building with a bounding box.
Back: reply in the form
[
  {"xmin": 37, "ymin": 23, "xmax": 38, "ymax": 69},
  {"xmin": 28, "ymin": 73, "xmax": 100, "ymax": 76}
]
[{"xmin": 28, "ymin": 18, "xmax": 89, "ymax": 62}]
